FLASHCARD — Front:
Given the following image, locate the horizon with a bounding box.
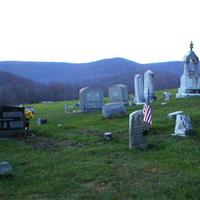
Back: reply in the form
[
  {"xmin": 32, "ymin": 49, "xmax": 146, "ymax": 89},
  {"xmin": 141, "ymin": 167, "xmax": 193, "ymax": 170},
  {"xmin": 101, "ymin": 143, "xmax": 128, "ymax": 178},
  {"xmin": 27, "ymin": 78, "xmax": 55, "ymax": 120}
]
[
  {"xmin": 0, "ymin": 57, "xmax": 183, "ymax": 65},
  {"xmin": 0, "ymin": 0, "xmax": 199, "ymax": 64}
]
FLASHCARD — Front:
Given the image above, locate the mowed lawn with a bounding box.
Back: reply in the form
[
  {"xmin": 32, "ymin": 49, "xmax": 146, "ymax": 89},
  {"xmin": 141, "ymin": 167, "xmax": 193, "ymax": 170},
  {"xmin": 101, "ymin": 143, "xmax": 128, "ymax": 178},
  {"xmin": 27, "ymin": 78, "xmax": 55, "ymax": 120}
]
[{"xmin": 1, "ymin": 90, "xmax": 200, "ymax": 199}]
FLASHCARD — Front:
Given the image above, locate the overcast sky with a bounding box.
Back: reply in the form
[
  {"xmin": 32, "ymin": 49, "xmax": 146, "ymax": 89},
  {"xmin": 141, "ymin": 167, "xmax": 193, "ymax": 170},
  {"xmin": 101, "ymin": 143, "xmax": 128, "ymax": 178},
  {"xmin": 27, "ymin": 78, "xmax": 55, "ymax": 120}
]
[{"xmin": 0, "ymin": 0, "xmax": 200, "ymax": 63}]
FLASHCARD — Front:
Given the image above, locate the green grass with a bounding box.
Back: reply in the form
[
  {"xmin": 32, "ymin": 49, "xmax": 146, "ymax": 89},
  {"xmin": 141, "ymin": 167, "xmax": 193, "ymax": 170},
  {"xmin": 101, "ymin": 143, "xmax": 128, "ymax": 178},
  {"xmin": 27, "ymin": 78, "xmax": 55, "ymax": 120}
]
[{"xmin": 1, "ymin": 89, "xmax": 200, "ymax": 199}]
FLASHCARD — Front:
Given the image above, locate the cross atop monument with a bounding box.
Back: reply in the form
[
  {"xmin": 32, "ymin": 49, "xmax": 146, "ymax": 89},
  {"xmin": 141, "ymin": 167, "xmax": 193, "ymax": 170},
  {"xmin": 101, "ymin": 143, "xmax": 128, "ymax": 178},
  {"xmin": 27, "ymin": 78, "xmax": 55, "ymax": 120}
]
[{"xmin": 190, "ymin": 41, "xmax": 193, "ymax": 50}]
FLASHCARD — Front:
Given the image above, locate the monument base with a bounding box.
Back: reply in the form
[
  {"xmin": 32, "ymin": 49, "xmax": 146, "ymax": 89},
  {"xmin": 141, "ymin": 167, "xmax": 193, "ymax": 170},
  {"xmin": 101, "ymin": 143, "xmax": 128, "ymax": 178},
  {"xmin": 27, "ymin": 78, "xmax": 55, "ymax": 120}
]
[{"xmin": 176, "ymin": 88, "xmax": 200, "ymax": 98}]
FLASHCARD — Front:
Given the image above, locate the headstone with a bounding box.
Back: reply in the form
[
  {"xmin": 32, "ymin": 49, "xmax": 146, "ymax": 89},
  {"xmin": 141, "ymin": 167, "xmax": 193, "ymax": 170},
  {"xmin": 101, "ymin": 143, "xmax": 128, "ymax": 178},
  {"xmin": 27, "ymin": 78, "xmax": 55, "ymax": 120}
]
[
  {"xmin": 0, "ymin": 161, "xmax": 13, "ymax": 176},
  {"xmin": 37, "ymin": 118, "xmax": 47, "ymax": 125},
  {"xmin": 134, "ymin": 74, "xmax": 145, "ymax": 104},
  {"xmin": 104, "ymin": 132, "xmax": 112, "ymax": 141},
  {"xmin": 174, "ymin": 114, "xmax": 192, "ymax": 136},
  {"xmin": 79, "ymin": 87, "xmax": 104, "ymax": 112},
  {"xmin": 102, "ymin": 102, "xmax": 127, "ymax": 118},
  {"xmin": 144, "ymin": 69, "xmax": 155, "ymax": 102},
  {"xmin": 163, "ymin": 92, "xmax": 173, "ymax": 101},
  {"xmin": 108, "ymin": 84, "xmax": 128, "ymax": 104},
  {"xmin": 168, "ymin": 111, "xmax": 183, "ymax": 120},
  {"xmin": 0, "ymin": 106, "xmax": 26, "ymax": 138},
  {"xmin": 176, "ymin": 42, "xmax": 200, "ymax": 98},
  {"xmin": 129, "ymin": 110, "xmax": 148, "ymax": 149}
]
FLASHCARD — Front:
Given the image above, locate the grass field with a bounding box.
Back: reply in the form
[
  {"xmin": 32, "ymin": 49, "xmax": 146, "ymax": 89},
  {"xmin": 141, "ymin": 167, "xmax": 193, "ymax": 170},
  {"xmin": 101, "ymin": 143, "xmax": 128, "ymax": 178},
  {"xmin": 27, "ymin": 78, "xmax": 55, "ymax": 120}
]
[{"xmin": 1, "ymin": 89, "xmax": 200, "ymax": 199}]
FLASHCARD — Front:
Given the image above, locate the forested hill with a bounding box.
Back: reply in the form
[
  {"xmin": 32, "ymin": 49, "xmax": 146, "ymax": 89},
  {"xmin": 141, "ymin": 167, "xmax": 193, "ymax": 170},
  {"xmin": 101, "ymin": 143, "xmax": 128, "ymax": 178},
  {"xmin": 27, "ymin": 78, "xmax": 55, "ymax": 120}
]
[
  {"xmin": 0, "ymin": 57, "xmax": 184, "ymax": 105},
  {"xmin": 0, "ymin": 58, "xmax": 183, "ymax": 85}
]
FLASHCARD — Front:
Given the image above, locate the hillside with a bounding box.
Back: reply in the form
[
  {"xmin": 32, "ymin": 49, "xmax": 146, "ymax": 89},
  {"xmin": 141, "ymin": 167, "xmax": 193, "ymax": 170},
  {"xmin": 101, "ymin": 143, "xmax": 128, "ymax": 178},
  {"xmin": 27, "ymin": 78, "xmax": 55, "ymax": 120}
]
[
  {"xmin": 0, "ymin": 71, "xmax": 49, "ymax": 105},
  {"xmin": 0, "ymin": 58, "xmax": 183, "ymax": 104},
  {"xmin": 1, "ymin": 90, "xmax": 200, "ymax": 199},
  {"xmin": 1, "ymin": 57, "xmax": 183, "ymax": 85}
]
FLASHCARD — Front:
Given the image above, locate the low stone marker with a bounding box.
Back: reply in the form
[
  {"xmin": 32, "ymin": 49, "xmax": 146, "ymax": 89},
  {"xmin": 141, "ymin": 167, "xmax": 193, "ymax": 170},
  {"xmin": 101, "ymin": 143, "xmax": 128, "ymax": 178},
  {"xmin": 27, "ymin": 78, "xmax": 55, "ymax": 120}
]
[
  {"xmin": 104, "ymin": 132, "xmax": 112, "ymax": 141},
  {"xmin": 102, "ymin": 103, "xmax": 127, "ymax": 118},
  {"xmin": 174, "ymin": 114, "xmax": 192, "ymax": 136},
  {"xmin": 163, "ymin": 92, "xmax": 173, "ymax": 101},
  {"xmin": 0, "ymin": 161, "xmax": 13, "ymax": 176},
  {"xmin": 168, "ymin": 111, "xmax": 183, "ymax": 120},
  {"xmin": 129, "ymin": 110, "xmax": 148, "ymax": 149},
  {"xmin": 37, "ymin": 118, "xmax": 47, "ymax": 125}
]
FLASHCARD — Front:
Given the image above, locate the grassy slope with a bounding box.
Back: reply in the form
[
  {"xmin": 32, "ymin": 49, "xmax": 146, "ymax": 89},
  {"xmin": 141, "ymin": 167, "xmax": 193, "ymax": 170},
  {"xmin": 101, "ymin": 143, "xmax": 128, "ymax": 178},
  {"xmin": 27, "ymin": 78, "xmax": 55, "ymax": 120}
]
[{"xmin": 1, "ymin": 89, "xmax": 200, "ymax": 199}]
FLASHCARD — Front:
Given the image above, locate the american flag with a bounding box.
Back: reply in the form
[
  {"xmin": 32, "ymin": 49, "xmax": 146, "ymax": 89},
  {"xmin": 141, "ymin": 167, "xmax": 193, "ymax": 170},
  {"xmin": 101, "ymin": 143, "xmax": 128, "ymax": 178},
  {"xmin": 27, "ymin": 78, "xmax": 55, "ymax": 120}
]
[
  {"xmin": 143, "ymin": 89, "xmax": 152, "ymax": 126},
  {"xmin": 143, "ymin": 103, "xmax": 152, "ymax": 126}
]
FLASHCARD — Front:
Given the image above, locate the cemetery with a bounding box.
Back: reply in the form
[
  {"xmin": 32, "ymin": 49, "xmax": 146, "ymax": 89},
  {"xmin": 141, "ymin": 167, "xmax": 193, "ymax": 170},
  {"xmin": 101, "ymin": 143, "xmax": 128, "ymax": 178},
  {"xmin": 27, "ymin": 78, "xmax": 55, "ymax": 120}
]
[
  {"xmin": 1, "ymin": 88, "xmax": 200, "ymax": 199},
  {"xmin": 1, "ymin": 44, "xmax": 200, "ymax": 199}
]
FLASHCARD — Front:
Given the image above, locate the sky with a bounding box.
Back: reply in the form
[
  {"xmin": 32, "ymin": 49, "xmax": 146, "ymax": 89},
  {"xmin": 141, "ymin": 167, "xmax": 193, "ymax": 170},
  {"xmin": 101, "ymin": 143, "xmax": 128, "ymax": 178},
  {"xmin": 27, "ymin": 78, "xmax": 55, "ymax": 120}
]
[{"xmin": 0, "ymin": 0, "xmax": 200, "ymax": 64}]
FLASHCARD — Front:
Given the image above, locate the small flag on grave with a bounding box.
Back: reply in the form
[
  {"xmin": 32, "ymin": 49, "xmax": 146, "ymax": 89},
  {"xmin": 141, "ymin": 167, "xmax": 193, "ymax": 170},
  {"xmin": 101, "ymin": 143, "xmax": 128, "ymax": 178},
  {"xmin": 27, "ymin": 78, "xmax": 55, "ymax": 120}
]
[{"xmin": 143, "ymin": 90, "xmax": 152, "ymax": 126}]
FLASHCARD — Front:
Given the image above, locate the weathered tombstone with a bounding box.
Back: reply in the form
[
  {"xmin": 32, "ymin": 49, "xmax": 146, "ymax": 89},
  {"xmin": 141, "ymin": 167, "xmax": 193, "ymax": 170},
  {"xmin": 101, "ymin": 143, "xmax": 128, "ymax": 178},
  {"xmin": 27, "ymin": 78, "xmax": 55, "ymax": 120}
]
[
  {"xmin": 134, "ymin": 74, "xmax": 145, "ymax": 104},
  {"xmin": 79, "ymin": 87, "xmax": 104, "ymax": 112},
  {"xmin": 168, "ymin": 111, "xmax": 183, "ymax": 120},
  {"xmin": 174, "ymin": 114, "xmax": 192, "ymax": 136},
  {"xmin": 0, "ymin": 106, "xmax": 26, "ymax": 138},
  {"xmin": 163, "ymin": 92, "xmax": 173, "ymax": 101},
  {"xmin": 108, "ymin": 84, "xmax": 128, "ymax": 104},
  {"xmin": 176, "ymin": 42, "xmax": 200, "ymax": 98},
  {"xmin": 129, "ymin": 110, "xmax": 148, "ymax": 149},
  {"xmin": 0, "ymin": 161, "xmax": 13, "ymax": 176},
  {"xmin": 144, "ymin": 69, "xmax": 155, "ymax": 102},
  {"xmin": 102, "ymin": 102, "xmax": 127, "ymax": 118},
  {"xmin": 37, "ymin": 118, "xmax": 47, "ymax": 125}
]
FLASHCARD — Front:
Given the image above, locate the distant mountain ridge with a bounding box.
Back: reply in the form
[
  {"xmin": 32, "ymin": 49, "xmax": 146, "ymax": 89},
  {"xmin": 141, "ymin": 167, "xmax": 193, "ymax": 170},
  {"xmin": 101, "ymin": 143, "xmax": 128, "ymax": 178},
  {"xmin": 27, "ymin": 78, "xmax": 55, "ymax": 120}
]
[
  {"xmin": 0, "ymin": 57, "xmax": 186, "ymax": 104},
  {"xmin": 0, "ymin": 58, "xmax": 184, "ymax": 85}
]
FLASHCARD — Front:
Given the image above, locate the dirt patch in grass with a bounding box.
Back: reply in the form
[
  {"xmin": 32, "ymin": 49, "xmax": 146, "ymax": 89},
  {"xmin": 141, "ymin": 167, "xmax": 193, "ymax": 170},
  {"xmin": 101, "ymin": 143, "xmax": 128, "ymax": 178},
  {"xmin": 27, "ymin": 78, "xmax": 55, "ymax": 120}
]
[{"xmin": 23, "ymin": 134, "xmax": 84, "ymax": 151}]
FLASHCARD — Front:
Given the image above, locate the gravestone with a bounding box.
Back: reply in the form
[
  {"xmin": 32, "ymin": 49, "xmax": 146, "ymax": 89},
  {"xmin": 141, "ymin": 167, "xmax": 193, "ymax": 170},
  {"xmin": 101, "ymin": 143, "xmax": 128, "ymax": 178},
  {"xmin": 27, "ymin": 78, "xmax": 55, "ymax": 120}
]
[
  {"xmin": 102, "ymin": 102, "xmax": 127, "ymax": 118},
  {"xmin": 129, "ymin": 110, "xmax": 148, "ymax": 149},
  {"xmin": 108, "ymin": 84, "xmax": 128, "ymax": 104},
  {"xmin": 168, "ymin": 111, "xmax": 183, "ymax": 120},
  {"xmin": 134, "ymin": 74, "xmax": 145, "ymax": 104},
  {"xmin": 176, "ymin": 42, "xmax": 200, "ymax": 98},
  {"xmin": 0, "ymin": 161, "xmax": 13, "ymax": 176},
  {"xmin": 79, "ymin": 87, "xmax": 104, "ymax": 112},
  {"xmin": 37, "ymin": 118, "xmax": 47, "ymax": 125},
  {"xmin": 163, "ymin": 92, "xmax": 173, "ymax": 101},
  {"xmin": 0, "ymin": 106, "xmax": 26, "ymax": 138},
  {"xmin": 144, "ymin": 69, "xmax": 155, "ymax": 102},
  {"xmin": 174, "ymin": 114, "xmax": 192, "ymax": 136}
]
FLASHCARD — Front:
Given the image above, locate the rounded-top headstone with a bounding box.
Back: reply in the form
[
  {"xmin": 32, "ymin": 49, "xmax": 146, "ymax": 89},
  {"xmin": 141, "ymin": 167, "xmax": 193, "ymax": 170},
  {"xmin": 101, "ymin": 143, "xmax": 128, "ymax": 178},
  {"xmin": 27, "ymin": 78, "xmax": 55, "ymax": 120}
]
[
  {"xmin": 79, "ymin": 87, "xmax": 104, "ymax": 112},
  {"xmin": 0, "ymin": 161, "xmax": 13, "ymax": 176}
]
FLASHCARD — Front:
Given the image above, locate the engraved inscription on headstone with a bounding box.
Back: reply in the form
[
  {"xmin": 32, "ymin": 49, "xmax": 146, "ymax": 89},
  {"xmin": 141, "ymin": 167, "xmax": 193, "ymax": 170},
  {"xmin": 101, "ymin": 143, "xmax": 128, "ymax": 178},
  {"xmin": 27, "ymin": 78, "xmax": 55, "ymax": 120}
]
[
  {"xmin": 129, "ymin": 110, "xmax": 148, "ymax": 149},
  {"xmin": 10, "ymin": 121, "xmax": 24, "ymax": 129},
  {"xmin": 3, "ymin": 112, "xmax": 23, "ymax": 118},
  {"xmin": 79, "ymin": 87, "xmax": 104, "ymax": 112},
  {"xmin": 0, "ymin": 106, "xmax": 25, "ymax": 138}
]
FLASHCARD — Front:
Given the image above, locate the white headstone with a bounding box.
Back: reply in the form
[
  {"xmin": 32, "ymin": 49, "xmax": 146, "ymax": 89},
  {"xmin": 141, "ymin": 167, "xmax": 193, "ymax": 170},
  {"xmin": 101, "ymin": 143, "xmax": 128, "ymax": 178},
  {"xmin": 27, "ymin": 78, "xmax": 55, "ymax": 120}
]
[
  {"xmin": 134, "ymin": 74, "xmax": 145, "ymax": 104},
  {"xmin": 79, "ymin": 87, "xmax": 104, "ymax": 112},
  {"xmin": 176, "ymin": 42, "xmax": 200, "ymax": 98},
  {"xmin": 168, "ymin": 111, "xmax": 183, "ymax": 120},
  {"xmin": 129, "ymin": 110, "xmax": 148, "ymax": 149},
  {"xmin": 144, "ymin": 69, "xmax": 155, "ymax": 102},
  {"xmin": 108, "ymin": 84, "xmax": 128, "ymax": 103},
  {"xmin": 174, "ymin": 114, "xmax": 192, "ymax": 136}
]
